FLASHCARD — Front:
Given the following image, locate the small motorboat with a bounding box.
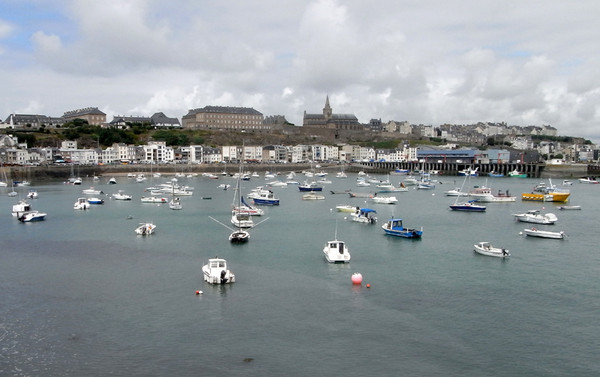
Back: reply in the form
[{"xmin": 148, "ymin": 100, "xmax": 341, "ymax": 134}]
[
  {"xmin": 558, "ymin": 205, "xmax": 581, "ymax": 210},
  {"xmin": 135, "ymin": 222, "xmax": 156, "ymax": 235},
  {"xmin": 229, "ymin": 229, "xmax": 250, "ymax": 243},
  {"xmin": 473, "ymin": 242, "xmax": 510, "ymax": 258},
  {"xmin": 302, "ymin": 193, "xmax": 325, "ymax": 200},
  {"xmin": 17, "ymin": 210, "xmax": 47, "ymax": 222},
  {"xmin": 522, "ymin": 228, "xmax": 566, "ymax": 239},
  {"xmin": 169, "ymin": 197, "xmax": 183, "ymax": 210},
  {"xmin": 323, "ymin": 239, "xmax": 351, "ymax": 263},
  {"xmin": 513, "ymin": 210, "xmax": 557, "ymax": 224},
  {"xmin": 202, "ymin": 257, "xmax": 235, "ymax": 284},
  {"xmin": 82, "ymin": 187, "xmax": 103, "ymax": 195},
  {"xmin": 108, "ymin": 177, "xmax": 117, "ymax": 184},
  {"xmin": 87, "ymin": 197, "xmax": 105, "ymax": 204},
  {"xmin": 450, "ymin": 200, "xmax": 486, "ymax": 212},
  {"xmin": 27, "ymin": 190, "xmax": 38, "ymax": 199},
  {"xmin": 140, "ymin": 196, "xmax": 168, "ymax": 203},
  {"xmin": 336, "ymin": 205, "xmax": 358, "ymax": 213},
  {"xmin": 73, "ymin": 197, "xmax": 91, "ymax": 210},
  {"xmin": 382, "ymin": 218, "xmax": 423, "ymax": 238},
  {"xmin": 350, "ymin": 208, "xmax": 377, "ymax": 224},
  {"xmin": 370, "ymin": 195, "xmax": 398, "ymax": 204},
  {"xmin": 113, "ymin": 190, "xmax": 132, "ymax": 200}
]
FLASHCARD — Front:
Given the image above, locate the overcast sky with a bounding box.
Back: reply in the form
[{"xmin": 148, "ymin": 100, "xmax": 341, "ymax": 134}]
[{"xmin": 1, "ymin": 0, "xmax": 600, "ymax": 142}]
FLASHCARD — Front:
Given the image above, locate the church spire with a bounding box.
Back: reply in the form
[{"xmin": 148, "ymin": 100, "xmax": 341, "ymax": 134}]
[{"xmin": 323, "ymin": 95, "xmax": 332, "ymax": 120}]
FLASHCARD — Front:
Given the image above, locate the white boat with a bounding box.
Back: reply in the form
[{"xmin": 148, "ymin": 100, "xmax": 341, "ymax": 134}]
[
  {"xmin": 371, "ymin": 195, "xmax": 397, "ymax": 204},
  {"xmin": 356, "ymin": 180, "xmax": 371, "ymax": 187},
  {"xmin": 513, "ymin": 210, "xmax": 557, "ymax": 224},
  {"xmin": 108, "ymin": 177, "xmax": 117, "ymax": 184},
  {"xmin": 578, "ymin": 177, "xmax": 599, "ymax": 184},
  {"xmin": 444, "ymin": 188, "xmax": 469, "ymax": 196},
  {"xmin": 336, "ymin": 205, "xmax": 358, "ymax": 213},
  {"xmin": 17, "ymin": 210, "xmax": 47, "ymax": 222},
  {"xmin": 202, "ymin": 257, "xmax": 235, "ymax": 284},
  {"xmin": 402, "ymin": 176, "xmax": 418, "ymax": 186},
  {"xmin": 232, "ymin": 196, "xmax": 264, "ymax": 216},
  {"xmin": 522, "ymin": 228, "xmax": 566, "ymax": 239},
  {"xmin": 135, "ymin": 222, "xmax": 156, "ymax": 235},
  {"xmin": 302, "ymin": 193, "xmax": 325, "ymax": 200},
  {"xmin": 82, "ymin": 187, "xmax": 103, "ymax": 195},
  {"xmin": 231, "ymin": 212, "xmax": 254, "ymax": 228},
  {"xmin": 12, "ymin": 199, "xmax": 32, "ymax": 217},
  {"xmin": 112, "ymin": 190, "xmax": 132, "ymax": 200},
  {"xmin": 135, "ymin": 174, "xmax": 147, "ymax": 183},
  {"xmin": 169, "ymin": 197, "xmax": 183, "ymax": 210},
  {"xmin": 350, "ymin": 208, "xmax": 377, "ymax": 224},
  {"xmin": 74, "ymin": 197, "xmax": 91, "ymax": 210},
  {"xmin": 558, "ymin": 205, "xmax": 581, "ymax": 210},
  {"xmin": 323, "ymin": 234, "xmax": 351, "ymax": 263},
  {"xmin": 472, "ymin": 190, "xmax": 516, "ymax": 203},
  {"xmin": 27, "ymin": 190, "xmax": 38, "ymax": 199},
  {"xmin": 229, "ymin": 229, "xmax": 250, "ymax": 243},
  {"xmin": 267, "ymin": 180, "xmax": 288, "ymax": 187},
  {"xmin": 473, "ymin": 242, "xmax": 510, "ymax": 258},
  {"xmin": 140, "ymin": 196, "xmax": 168, "ymax": 203}
]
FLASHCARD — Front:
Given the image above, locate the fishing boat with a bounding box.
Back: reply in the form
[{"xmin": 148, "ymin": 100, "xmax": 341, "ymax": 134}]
[
  {"xmin": 135, "ymin": 222, "xmax": 156, "ymax": 235},
  {"xmin": 521, "ymin": 180, "xmax": 570, "ymax": 202},
  {"xmin": 508, "ymin": 170, "xmax": 527, "ymax": 178},
  {"xmin": 350, "ymin": 208, "xmax": 377, "ymax": 224},
  {"xmin": 382, "ymin": 218, "xmax": 423, "ymax": 238},
  {"xmin": 17, "ymin": 210, "xmax": 47, "ymax": 222},
  {"xmin": 522, "ymin": 228, "xmax": 566, "ymax": 239},
  {"xmin": 202, "ymin": 257, "xmax": 235, "ymax": 284},
  {"xmin": 473, "ymin": 242, "xmax": 510, "ymax": 258},
  {"xmin": 323, "ymin": 230, "xmax": 351, "ymax": 263},
  {"xmin": 513, "ymin": 210, "xmax": 557, "ymax": 224},
  {"xmin": 252, "ymin": 189, "xmax": 280, "ymax": 205},
  {"xmin": 298, "ymin": 181, "xmax": 323, "ymax": 192}
]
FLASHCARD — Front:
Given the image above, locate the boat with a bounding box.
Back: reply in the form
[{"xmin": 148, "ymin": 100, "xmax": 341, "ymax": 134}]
[
  {"xmin": 12, "ymin": 199, "xmax": 32, "ymax": 216},
  {"xmin": 231, "ymin": 211, "xmax": 253, "ymax": 228},
  {"xmin": 488, "ymin": 171, "xmax": 504, "ymax": 177},
  {"xmin": 302, "ymin": 193, "xmax": 325, "ymax": 200},
  {"xmin": 87, "ymin": 197, "xmax": 105, "ymax": 204},
  {"xmin": 298, "ymin": 181, "xmax": 323, "ymax": 192},
  {"xmin": 134, "ymin": 222, "xmax": 156, "ymax": 235},
  {"xmin": 232, "ymin": 196, "xmax": 264, "ymax": 216},
  {"xmin": 27, "ymin": 190, "xmax": 38, "ymax": 199},
  {"xmin": 356, "ymin": 180, "xmax": 371, "ymax": 187},
  {"xmin": 449, "ymin": 200, "xmax": 486, "ymax": 212},
  {"xmin": 522, "ymin": 228, "xmax": 566, "ymax": 239},
  {"xmin": 382, "ymin": 218, "xmax": 423, "ymax": 238},
  {"xmin": 370, "ymin": 194, "xmax": 397, "ymax": 204},
  {"xmin": 473, "ymin": 242, "xmax": 510, "ymax": 258},
  {"xmin": 350, "ymin": 208, "xmax": 377, "ymax": 224},
  {"xmin": 252, "ymin": 189, "xmax": 280, "ymax": 205},
  {"xmin": 82, "ymin": 187, "xmax": 103, "ymax": 195},
  {"xmin": 508, "ymin": 170, "xmax": 527, "ymax": 178},
  {"xmin": 472, "ymin": 190, "xmax": 516, "ymax": 203},
  {"xmin": 108, "ymin": 177, "xmax": 117, "ymax": 184},
  {"xmin": 444, "ymin": 188, "xmax": 469, "ymax": 196},
  {"xmin": 140, "ymin": 196, "xmax": 168, "ymax": 203},
  {"xmin": 73, "ymin": 197, "xmax": 91, "ymax": 210},
  {"xmin": 562, "ymin": 180, "xmax": 573, "ymax": 186},
  {"xmin": 558, "ymin": 205, "xmax": 581, "ymax": 210},
  {"xmin": 323, "ymin": 227, "xmax": 351, "ymax": 263},
  {"xmin": 513, "ymin": 210, "xmax": 557, "ymax": 224},
  {"xmin": 521, "ymin": 180, "xmax": 570, "ymax": 202},
  {"xmin": 17, "ymin": 210, "xmax": 47, "ymax": 222},
  {"xmin": 458, "ymin": 167, "xmax": 479, "ymax": 176},
  {"xmin": 347, "ymin": 192, "xmax": 372, "ymax": 198},
  {"xmin": 402, "ymin": 176, "xmax": 418, "ymax": 186},
  {"xmin": 578, "ymin": 177, "xmax": 599, "ymax": 184},
  {"xmin": 202, "ymin": 257, "xmax": 235, "ymax": 284},
  {"xmin": 169, "ymin": 197, "xmax": 183, "ymax": 210},
  {"xmin": 336, "ymin": 205, "xmax": 358, "ymax": 213},
  {"xmin": 229, "ymin": 228, "xmax": 250, "ymax": 243},
  {"xmin": 112, "ymin": 190, "xmax": 132, "ymax": 200}
]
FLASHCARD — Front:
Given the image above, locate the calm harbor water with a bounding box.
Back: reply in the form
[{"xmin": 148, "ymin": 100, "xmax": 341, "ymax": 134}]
[{"xmin": 1, "ymin": 173, "xmax": 599, "ymax": 376}]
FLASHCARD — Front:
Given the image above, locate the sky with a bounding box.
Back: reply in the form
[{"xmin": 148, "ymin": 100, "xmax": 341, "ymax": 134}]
[{"xmin": 1, "ymin": 0, "xmax": 600, "ymax": 142}]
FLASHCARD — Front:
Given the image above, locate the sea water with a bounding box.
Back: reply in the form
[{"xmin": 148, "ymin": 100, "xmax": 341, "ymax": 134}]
[{"xmin": 1, "ymin": 174, "xmax": 599, "ymax": 376}]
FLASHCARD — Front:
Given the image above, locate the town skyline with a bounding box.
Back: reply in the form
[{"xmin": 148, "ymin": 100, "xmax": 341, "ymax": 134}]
[{"xmin": 2, "ymin": 2, "xmax": 600, "ymax": 143}]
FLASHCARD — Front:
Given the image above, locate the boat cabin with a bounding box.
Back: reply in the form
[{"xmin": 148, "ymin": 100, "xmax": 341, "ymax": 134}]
[{"xmin": 328, "ymin": 241, "xmax": 346, "ymax": 254}]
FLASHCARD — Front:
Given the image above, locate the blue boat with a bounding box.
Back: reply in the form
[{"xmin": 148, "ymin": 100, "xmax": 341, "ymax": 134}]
[
  {"xmin": 252, "ymin": 190, "xmax": 280, "ymax": 205},
  {"xmin": 87, "ymin": 197, "xmax": 105, "ymax": 204},
  {"xmin": 449, "ymin": 200, "xmax": 486, "ymax": 212},
  {"xmin": 382, "ymin": 218, "xmax": 423, "ymax": 238}
]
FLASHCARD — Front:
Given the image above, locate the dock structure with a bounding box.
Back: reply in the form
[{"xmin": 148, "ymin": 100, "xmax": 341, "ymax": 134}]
[{"xmin": 349, "ymin": 161, "xmax": 545, "ymax": 177}]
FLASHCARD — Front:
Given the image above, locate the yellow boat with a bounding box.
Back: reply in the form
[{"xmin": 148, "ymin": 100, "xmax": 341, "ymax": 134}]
[{"xmin": 521, "ymin": 192, "xmax": 570, "ymax": 202}]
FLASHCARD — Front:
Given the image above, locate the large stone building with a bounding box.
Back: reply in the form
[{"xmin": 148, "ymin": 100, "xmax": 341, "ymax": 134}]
[
  {"xmin": 302, "ymin": 96, "xmax": 362, "ymax": 131},
  {"xmin": 182, "ymin": 106, "xmax": 266, "ymax": 131},
  {"xmin": 63, "ymin": 107, "xmax": 106, "ymax": 125}
]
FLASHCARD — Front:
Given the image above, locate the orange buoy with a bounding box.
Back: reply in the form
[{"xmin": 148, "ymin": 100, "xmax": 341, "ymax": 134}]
[{"xmin": 366, "ymin": 283, "xmax": 371, "ymax": 288}]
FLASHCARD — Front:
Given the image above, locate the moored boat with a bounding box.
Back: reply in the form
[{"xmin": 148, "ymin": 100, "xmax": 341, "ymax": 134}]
[
  {"xmin": 323, "ymin": 238, "xmax": 351, "ymax": 263},
  {"xmin": 513, "ymin": 210, "xmax": 557, "ymax": 224},
  {"xmin": 382, "ymin": 218, "xmax": 423, "ymax": 238},
  {"xmin": 202, "ymin": 257, "xmax": 235, "ymax": 284},
  {"xmin": 522, "ymin": 228, "xmax": 566, "ymax": 239},
  {"xmin": 73, "ymin": 197, "xmax": 91, "ymax": 210},
  {"xmin": 350, "ymin": 208, "xmax": 377, "ymax": 224},
  {"xmin": 449, "ymin": 200, "xmax": 486, "ymax": 212},
  {"xmin": 473, "ymin": 242, "xmax": 510, "ymax": 257},
  {"xmin": 135, "ymin": 222, "xmax": 156, "ymax": 235},
  {"xmin": 17, "ymin": 210, "xmax": 47, "ymax": 222}
]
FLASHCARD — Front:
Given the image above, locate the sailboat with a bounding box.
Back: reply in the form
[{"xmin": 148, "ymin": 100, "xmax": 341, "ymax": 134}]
[
  {"xmin": 449, "ymin": 174, "xmax": 486, "ymax": 212},
  {"xmin": 230, "ymin": 168, "xmax": 254, "ymax": 230}
]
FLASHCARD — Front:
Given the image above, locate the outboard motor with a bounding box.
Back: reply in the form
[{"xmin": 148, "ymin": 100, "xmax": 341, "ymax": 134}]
[{"xmin": 220, "ymin": 269, "xmax": 228, "ymax": 284}]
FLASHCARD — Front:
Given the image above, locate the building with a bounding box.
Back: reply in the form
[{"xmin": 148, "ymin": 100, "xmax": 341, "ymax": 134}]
[
  {"xmin": 302, "ymin": 96, "xmax": 362, "ymax": 131},
  {"xmin": 109, "ymin": 112, "xmax": 181, "ymax": 128},
  {"xmin": 4, "ymin": 114, "xmax": 65, "ymax": 129},
  {"xmin": 182, "ymin": 106, "xmax": 265, "ymax": 131},
  {"xmin": 63, "ymin": 107, "xmax": 106, "ymax": 125}
]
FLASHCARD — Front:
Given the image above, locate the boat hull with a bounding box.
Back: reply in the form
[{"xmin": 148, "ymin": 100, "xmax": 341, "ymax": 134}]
[
  {"xmin": 523, "ymin": 229, "xmax": 565, "ymax": 239},
  {"xmin": 474, "ymin": 243, "xmax": 510, "ymax": 257},
  {"xmin": 521, "ymin": 192, "xmax": 570, "ymax": 202}
]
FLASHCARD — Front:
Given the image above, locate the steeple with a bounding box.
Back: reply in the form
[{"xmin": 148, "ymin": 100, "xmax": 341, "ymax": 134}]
[{"xmin": 323, "ymin": 95, "xmax": 332, "ymax": 120}]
